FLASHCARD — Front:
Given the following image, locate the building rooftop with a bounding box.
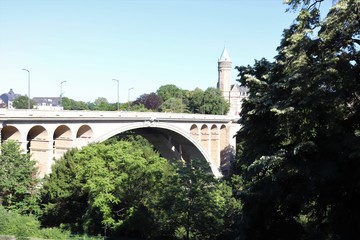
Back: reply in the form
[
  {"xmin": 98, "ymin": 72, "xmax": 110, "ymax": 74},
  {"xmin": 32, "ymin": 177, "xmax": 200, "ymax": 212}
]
[{"xmin": 219, "ymin": 46, "xmax": 231, "ymax": 62}]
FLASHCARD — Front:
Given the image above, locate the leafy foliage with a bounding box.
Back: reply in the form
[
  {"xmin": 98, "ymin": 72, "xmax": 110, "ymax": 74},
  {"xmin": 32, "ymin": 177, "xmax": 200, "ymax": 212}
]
[
  {"xmin": 133, "ymin": 92, "xmax": 163, "ymax": 110},
  {"xmin": 0, "ymin": 205, "xmax": 101, "ymax": 239},
  {"xmin": 0, "ymin": 140, "xmax": 40, "ymax": 214},
  {"xmin": 154, "ymin": 84, "xmax": 228, "ymax": 114},
  {"xmin": 157, "ymin": 84, "xmax": 183, "ymax": 102},
  {"xmin": 152, "ymin": 159, "xmax": 241, "ymax": 240},
  {"xmin": 62, "ymin": 84, "xmax": 228, "ymax": 115},
  {"xmin": 203, "ymin": 87, "xmax": 229, "ymax": 115},
  {"xmin": 41, "ymin": 139, "xmax": 172, "ymax": 237},
  {"xmin": 234, "ymin": 0, "xmax": 360, "ymax": 239},
  {"xmin": 40, "ymin": 148, "xmax": 87, "ymax": 233},
  {"xmin": 62, "ymin": 97, "xmax": 91, "ymax": 110},
  {"xmin": 160, "ymin": 97, "xmax": 189, "ymax": 113},
  {"xmin": 187, "ymin": 87, "xmax": 204, "ymax": 114},
  {"xmin": 12, "ymin": 95, "xmax": 36, "ymax": 109},
  {"xmin": 186, "ymin": 87, "xmax": 229, "ymax": 115},
  {"xmin": 40, "ymin": 137, "xmax": 240, "ymax": 239},
  {"xmin": 92, "ymin": 97, "xmax": 114, "ymax": 111}
]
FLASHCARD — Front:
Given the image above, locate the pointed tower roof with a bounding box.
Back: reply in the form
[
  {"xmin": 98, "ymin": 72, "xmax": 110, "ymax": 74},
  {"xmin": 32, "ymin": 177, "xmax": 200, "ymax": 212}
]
[{"xmin": 219, "ymin": 46, "xmax": 231, "ymax": 62}]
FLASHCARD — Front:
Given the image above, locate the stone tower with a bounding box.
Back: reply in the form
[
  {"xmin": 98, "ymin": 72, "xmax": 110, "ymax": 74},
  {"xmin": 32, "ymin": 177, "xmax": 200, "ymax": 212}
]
[
  {"xmin": 217, "ymin": 46, "xmax": 232, "ymax": 101},
  {"xmin": 217, "ymin": 47, "xmax": 248, "ymax": 116}
]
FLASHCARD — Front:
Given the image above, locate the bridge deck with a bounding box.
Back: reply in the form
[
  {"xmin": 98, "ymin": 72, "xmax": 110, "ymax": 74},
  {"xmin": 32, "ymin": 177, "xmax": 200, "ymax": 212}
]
[{"xmin": 0, "ymin": 109, "xmax": 239, "ymax": 123}]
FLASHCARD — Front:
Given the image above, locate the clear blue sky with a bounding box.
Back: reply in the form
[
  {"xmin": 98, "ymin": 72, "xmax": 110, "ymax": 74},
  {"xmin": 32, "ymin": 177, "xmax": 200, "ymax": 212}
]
[{"xmin": 0, "ymin": 0, "xmax": 331, "ymax": 103}]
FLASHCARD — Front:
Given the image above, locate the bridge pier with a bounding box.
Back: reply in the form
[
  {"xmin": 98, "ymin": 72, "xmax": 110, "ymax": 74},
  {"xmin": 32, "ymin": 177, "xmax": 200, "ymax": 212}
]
[{"xmin": 28, "ymin": 139, "xmax": 53, "ymax": 177}]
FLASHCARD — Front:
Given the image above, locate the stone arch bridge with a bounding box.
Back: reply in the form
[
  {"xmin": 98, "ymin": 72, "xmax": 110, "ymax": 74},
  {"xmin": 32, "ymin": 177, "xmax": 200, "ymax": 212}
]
[{"xmin": 0, "ymin": 109, "xmax": 240, "ymax": 177}]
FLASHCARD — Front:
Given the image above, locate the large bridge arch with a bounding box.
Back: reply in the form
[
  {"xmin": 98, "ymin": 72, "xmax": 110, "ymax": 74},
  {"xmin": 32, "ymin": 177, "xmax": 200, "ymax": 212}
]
[{"xmin": 94, "ymin": 122, "xmax": 222, "ymax": 177}]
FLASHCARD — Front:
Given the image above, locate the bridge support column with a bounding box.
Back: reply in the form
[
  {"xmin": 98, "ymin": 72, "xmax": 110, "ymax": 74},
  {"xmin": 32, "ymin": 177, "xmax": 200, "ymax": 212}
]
[
  {"xmin": 47, "ymin": 140, "xmax": 55, "ymax": 175},
  {"xmin": 210, "ymin": 132, "xmax": 220, "ymax": 169},
  {"xmin": 29, "ymin": 139, "xmax": 54, "ymax": 178},
  {"xmin": 20, "ymin": 140, "xmax": 29, "ymax": 154},
  {"xmin": 53, "ymin": 138, "xmax": 74, "ymax": 160}
]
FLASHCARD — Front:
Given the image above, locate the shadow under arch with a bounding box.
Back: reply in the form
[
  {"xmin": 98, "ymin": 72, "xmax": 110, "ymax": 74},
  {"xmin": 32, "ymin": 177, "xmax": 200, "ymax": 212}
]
[
  {"xmin": 53, "ymin": 125, "xmax": 73, "ymax": 159},
  {"xmin": 1, "ymin": 125, "xmax": 22, "ymax": 143},
  {"xmin": 27, "ymin": 125, "xmax": 49, "ymax": 152},
  {"xmin": 94, "ymin": 122, "xmax": 222, "ymax": 177},
  {"xmin": 76, "ymin": 125, "xmax": 93, "ymax": 148}
]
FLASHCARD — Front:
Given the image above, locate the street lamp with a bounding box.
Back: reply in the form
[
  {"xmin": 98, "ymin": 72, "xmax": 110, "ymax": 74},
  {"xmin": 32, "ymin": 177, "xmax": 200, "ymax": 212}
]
[
  {"xmin": 60, "ymin": 80, "xmax": 67, "ymax": 109},
  {"xmin": 112, "ymin": 79, "xmax": 119, "ymax": 111},
  {"xmin": 128, "ymin": 87, "xmax": 134, "ymax": 111},
  {"xmin": 22, "ymin": 68, "xmax": 30, "ymax": 109}
]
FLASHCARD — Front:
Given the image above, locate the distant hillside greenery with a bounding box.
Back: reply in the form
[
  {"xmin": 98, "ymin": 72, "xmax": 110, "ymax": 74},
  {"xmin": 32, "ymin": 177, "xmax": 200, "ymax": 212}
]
[{"xmin": 61, "ymin": 85, "xmax": 230, "ymax": 115}]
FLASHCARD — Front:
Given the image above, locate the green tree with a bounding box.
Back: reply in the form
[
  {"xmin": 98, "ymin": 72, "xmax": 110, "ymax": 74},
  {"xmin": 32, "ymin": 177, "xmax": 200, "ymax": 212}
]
[
  {"xmin": 188, "ymin": 88, "xmax": 204, "ymax": 114},
  {"xmin": 157, "ymin": 84, "xmax": 183, "ymax": 102},
  {"xmin": 160, "ymin": 97, "xmax": 189, "ymax": 113},
  {"xmin": 187, "ymin": 87, "xmax": 229, "ymax": 115},
  {"xmin": 234, "ymin": 0, "xmax": 360, "ymax": 239},
  {"xmin": 128, "ymin": 103, "xmax": 151, "ymax": 112},
  {"xmin": 40, "ymin": 138, "xmax": 175, "ymax": 238},
  {"xmin": 93, "ymin": 97, "xmax": 113, "ymax": 111},
  {"xmin": 133, "ymin": 92, "xmax": 163, "ymax": 110},
  {"xmin": 0, "ymin": 140, "xmax": 40, "ymax": 214},
  {"xmin": 62, "ymin": 97, "xmax": 90, "ymax": 110},
  {"xmin": 153, "ymin": 159, "xmax": 241, "ymax": 240},
  {"xmin": 41, "ymin": 136, "xmax": 240, "ymax": 239},
  {"xmin": 203, "ymin": 87, "xmax": 229, "ymax": 115},
  {"xmin": 12, "ymin": 95, "xmax": 36, "ymax": 109},
  {"xmin": 40, "ymin": 148, "xmax": 87, "ymax": 233}
]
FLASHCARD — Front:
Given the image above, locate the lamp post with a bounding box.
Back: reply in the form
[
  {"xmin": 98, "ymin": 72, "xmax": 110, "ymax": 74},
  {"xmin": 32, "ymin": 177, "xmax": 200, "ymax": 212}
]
[
  {"xmin": 22, "ymin": 68, "xmax": 30, "ymax": 109},
  {"xmin": 128, "ymin": 87, "xmax": 134, "ymax": 111},
  {"xmin": 60, "ymin": 80, "xmax": 67, "ymax": 109},
  {"xmin": 112, "ymin": 79, "xmax": 119, "ymax": 111}
]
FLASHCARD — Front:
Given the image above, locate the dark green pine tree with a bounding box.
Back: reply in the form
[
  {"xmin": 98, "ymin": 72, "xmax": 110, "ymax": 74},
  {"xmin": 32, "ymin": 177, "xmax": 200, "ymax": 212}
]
[{"xmin": 233, "ymin": 0, "xmax": 360, "ymax": 239}]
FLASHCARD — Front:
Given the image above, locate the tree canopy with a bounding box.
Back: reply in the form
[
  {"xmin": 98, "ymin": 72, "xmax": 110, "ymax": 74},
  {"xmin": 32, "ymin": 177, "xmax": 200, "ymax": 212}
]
[
  {"xmin": 133, "ymin": 92, "xmax": 163, "ymax": 110},
  {"xmin": 40, "ymin": 136, "xmax": 240, "ymax": 239},
  {"xmin": 12, "ymin": 96, "xmax": 36, "ymax": 109},
  {"xmin": 62, "ymin": 97, "xmax": 91, "ymax": 110},
  {"xmin": 0, "ymin": 140, "xmax": 40, "ymax": 214},
  {"xmin": 157, "ymin": 84, "xmax": 183, "ymax": 102},
  {"xmin": 40, "ymin": 139, "xmax": 170, "ymax": 237},
  {"xmin": 233, "ymin": 0, "xmax": 360, "ymax": 239},
  {"xmin": 203, "ymin": 87, "xmax": 229, "ymax": 115},
  {"xmin": 61, "ymin": 84, "xmax": 228, "ymax": 115}
]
